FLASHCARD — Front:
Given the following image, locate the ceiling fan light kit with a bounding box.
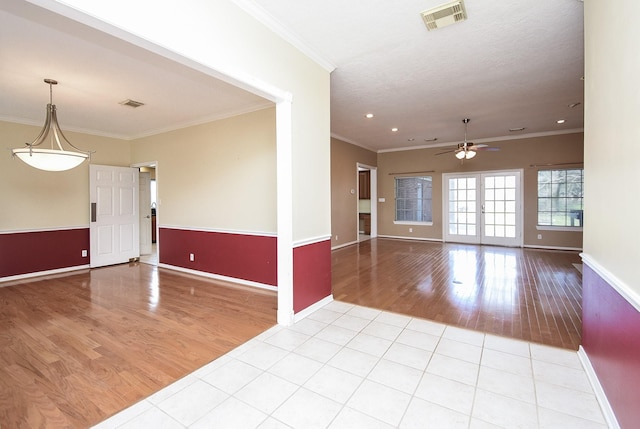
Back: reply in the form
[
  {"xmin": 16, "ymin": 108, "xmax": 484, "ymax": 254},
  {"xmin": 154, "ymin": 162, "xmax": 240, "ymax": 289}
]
[
  {"xmin": 435, "ymin": 118, "xmax": 498, "ymax": 160},
  {"xmin": 12, "ymin": 79, "xmax": 92, "ymax": 172}
]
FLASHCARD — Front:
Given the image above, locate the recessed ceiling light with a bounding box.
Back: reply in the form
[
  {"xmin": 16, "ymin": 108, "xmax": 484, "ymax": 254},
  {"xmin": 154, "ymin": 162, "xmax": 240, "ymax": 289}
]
[
  {"xmin": 391, "ymin": 128, "xmax": 398, "ymax": 132},
  {"xmin": 568, "ymin": 102, "xmax": 581, "ymax": 108},
  {"xmin": 557, "ymin": 119, "xmax": 566, "ymax": 124},
  {"xmin": 407, "ymin": 138, "xmax": 415, "ymax": 141},
  {"xmin": 365, "ymin": 113, "xmax": 374, "ymax": 119},
  {"xmin": 424, "ymin": 137, "xmax": 438, "ymax": 142},
  {"xmin": 509, "ymin": 127, "xmax": 526, "ymax": 132}
]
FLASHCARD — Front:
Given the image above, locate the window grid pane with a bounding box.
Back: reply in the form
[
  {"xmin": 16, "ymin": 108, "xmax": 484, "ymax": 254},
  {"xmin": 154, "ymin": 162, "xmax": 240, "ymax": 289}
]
[
  {"xmin": 448, "ymin": 177, "xmax": 476, "ymax": 236},
  {"xmin": 395, "ymin": 176, "xmax": 433, "ymax": 223},
  {"xmin": 537, "ymin": 168, "xmax": 584, "ymax": 227}
]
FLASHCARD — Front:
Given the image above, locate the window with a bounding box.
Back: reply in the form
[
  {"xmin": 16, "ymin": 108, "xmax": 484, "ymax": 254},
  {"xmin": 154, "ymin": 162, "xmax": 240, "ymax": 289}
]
[
  {"xmin": 395, "ymin": 176, "xmax": 432, "ymax": 223},
  {"xmin": 537, "ymin": 168, "xmax": 584, "ymax": 227}
]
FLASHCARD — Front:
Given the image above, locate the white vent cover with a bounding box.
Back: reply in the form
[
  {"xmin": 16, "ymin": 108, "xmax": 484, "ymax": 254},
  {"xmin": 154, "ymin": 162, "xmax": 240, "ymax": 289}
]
[
  {"xmin": 421, "ymin": 0, "xmax": 467, "ymax": 31},
  {"xmin": 119, "ymin": 99, "xmax": 145, "ymax": 108}
]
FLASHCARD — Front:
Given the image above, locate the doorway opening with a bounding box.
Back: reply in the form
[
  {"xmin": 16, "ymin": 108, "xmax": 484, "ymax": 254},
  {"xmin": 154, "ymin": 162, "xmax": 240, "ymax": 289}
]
[
  {"xmin": 135, "ymin": 162, "xmax": 158, "ymax": 266},
  {"xmin": 357, "ymin": 163, "xmax": 377, "ymax": 242}
]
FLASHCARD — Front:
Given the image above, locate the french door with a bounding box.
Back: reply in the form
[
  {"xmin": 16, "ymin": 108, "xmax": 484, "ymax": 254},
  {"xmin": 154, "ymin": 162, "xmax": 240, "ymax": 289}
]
[{"xmin": 444, "ymin": 170, "xmax": 522, "ymax": 247}]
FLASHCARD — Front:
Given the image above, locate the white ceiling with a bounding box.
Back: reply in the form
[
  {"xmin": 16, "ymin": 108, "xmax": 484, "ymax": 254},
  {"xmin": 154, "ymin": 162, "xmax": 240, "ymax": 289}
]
[{"xmin": 0, "ymin": 0, "xmax": 584, "ymax": 151}]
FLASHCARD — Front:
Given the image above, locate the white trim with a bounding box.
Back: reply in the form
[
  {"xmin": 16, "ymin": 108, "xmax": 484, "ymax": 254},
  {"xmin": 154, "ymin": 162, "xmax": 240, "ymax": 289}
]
[
  {"xmin": 157, "ymin": 263, "xmax": 277, "ymax": 292},
  {"xmin": 578, "ymin": 346, "xmax": 621, "ymax": 429},
  {"xmin": 536, "ymin": 226, "xmax": 583, "ymax": 232},
  {"xmin": 28, "ymin": 0, "xmax": 292, "ymax": 105},
  {"xmin": 378, "ymin": 234, "xmax": 444, "ymax": 243},
  {"xmin": 581, "ymin": 253, "xmax": 640, "ymax": 313},
  {"xmin": 294, "ymin": 295, "xmax": 334, "ymax": 323},
  {"xmin": 158, "ymin": 225, "xmax": 277, "ymax": 237},
  {"xmin": 230, "ymin": 0, "xmax": 336, "ymax": 73},
  {"xmin": 332, "ymin": 240, "xmax": 358, "ymax": 250},
  {"xmin": 0, "ymin": 226, "xmax": 89, "ymax": 234},
  {"xmin": 276, "ymin": 99, "xmax": 295, "ymax": 327},
  {"xmin": 523, "ymin": 245, "xmax": 583, "ymax": 252},
  {"xmin": 378, "ymin": 129, "xmax": 584, "ymax": 154},
  {"xmin": 331, "ymin": 133, "xmax": 371, "ymax": 150},
  {"xmin": 393, "ymin": 221, "xmax": 434, "ymax": 226},
  {"xmin": 0, "ymin": 265, "xmax": 90, "ymax": 284},
  {"xmin": 1, "ymin": 104, "xmax": 275, "ymax": 141},
  {"xmin": 357, "ymin": 163, "xmax": 378, "ymax": 240},
  {"xmin": 293, "ymin": 235, "xmax": 331, "ymax": 248}
]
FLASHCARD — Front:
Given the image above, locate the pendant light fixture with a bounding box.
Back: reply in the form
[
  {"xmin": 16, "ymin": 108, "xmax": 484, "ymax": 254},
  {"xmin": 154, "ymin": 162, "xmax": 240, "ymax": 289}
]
[{"xmin": 12, "ymin": 79, "xmax": 92, "ymax": 171}]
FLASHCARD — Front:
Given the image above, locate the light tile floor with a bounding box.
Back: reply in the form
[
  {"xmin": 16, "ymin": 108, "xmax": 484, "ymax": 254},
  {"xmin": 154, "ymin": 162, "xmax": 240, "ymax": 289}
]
[{"xmin": 93, "ymin": 301, "xmax": 608, "ymax": 429}]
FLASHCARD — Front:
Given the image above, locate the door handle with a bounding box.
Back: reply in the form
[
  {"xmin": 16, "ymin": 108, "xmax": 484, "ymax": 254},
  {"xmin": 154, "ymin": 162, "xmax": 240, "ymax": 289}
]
[
  {"xmin": 91, "ymin": 203, "xmax": 97, "ymax": 222},
  {"xmin": 145, "ymin": 215, "xmax": 151, "ymax": 219}
]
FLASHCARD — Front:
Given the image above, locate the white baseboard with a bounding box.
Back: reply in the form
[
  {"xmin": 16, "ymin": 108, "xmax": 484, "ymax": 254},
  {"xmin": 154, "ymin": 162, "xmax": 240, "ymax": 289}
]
[
  {"xmin": 523, "ymin": 244, "xmax": 583, "ymax": 251},
  {"xmin": 377, "ymin": 234, "xmax": 443, "ymax": 242},
  {"xmin": 157, "ymin": 263, "xmax": 277, "ymax": 292},
  {"xmin": 0, "ymin": 265, "xmax": 90, "ymax": 285},
  {"xmin": 331, "ymin": 240, "xmax": 358, "ymax": 250},
  {"xmin": 293, "ymin": 295, "xmax": 333, "ymax": 323},
  {"xmin": 578, "ymin": 346, "xmax": 620, "ymax": 429}
]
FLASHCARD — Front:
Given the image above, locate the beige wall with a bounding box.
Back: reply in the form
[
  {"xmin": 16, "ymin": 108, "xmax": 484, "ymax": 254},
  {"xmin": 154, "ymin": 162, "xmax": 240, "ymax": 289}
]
[
  {"xmin": 377, "ymin": 133, "xmax": 584, "ymax": 248},
  {"xmin": 131, "ymin": 108, "xmax": 276, "ymax": 233},
  {"xmin": 0, "ymin": 120, "xmax": 130, "ymax": 230},
  {"xmin": 56, "ymin": 0, "xmax": 331, "ymax": 243},
  {"xmin": 331, "ymin": 138, "xmax": 377, "ymax": 247},
  {"xmin": 584, "ymin": 0, "xmax": 639, "ymax": 291}
]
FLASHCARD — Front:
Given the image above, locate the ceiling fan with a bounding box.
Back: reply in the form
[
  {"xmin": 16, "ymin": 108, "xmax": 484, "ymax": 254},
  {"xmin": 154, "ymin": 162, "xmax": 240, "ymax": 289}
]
[{"xmin": 436, "ymin": 118, "xmax": 499, "ymax": 160}]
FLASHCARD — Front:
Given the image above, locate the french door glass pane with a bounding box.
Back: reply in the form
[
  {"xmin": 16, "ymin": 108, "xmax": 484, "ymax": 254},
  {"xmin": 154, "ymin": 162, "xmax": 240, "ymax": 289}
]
[
  {"xmin": 484, "ymin": 174, "xmax": 517, "ymax": 239},
  {"xmin": 448, "ymin": 177, "xmax": 477, "ymax": 236}
]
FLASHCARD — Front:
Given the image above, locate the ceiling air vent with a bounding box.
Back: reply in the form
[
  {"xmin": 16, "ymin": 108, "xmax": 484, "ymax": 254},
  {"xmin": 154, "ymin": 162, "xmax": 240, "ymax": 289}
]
[
  {"xmin": 421, "ymin": 0, "xmax": 467, "ymax": 31},
  {"xmin": 119, "ymin": 99, "xmax": 145, "ymax": 108}
]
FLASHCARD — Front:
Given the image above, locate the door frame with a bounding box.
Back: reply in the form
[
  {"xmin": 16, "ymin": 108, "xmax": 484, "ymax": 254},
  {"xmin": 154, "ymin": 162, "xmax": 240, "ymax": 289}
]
[
  {"xmin": 132, "ymin": 161, "xmax": 159, "ymax": 262},
  {"xmin": 442, "ymin": 169, "xmax": 524, "ymax": 247},
  {"xmin": 357, "ymin": 163, "xmax": 377, "ymax": 241}
]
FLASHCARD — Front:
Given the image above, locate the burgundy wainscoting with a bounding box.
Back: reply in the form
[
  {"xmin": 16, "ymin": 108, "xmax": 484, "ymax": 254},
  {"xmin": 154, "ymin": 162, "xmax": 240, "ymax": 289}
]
[
  {"xmin": 159, "ymin": 228, "xmax": 277, "ymax": 286},
  {"xmin": 0, "ymin": 228, "xmax": 90, "ymax": 278},
  {"xmin": 293, "ymin": 239, "xmax": 331, "ymax": 313},
  {"xmin": 582, "ymin": 263, "xmax": 640, "ymax": 429}
]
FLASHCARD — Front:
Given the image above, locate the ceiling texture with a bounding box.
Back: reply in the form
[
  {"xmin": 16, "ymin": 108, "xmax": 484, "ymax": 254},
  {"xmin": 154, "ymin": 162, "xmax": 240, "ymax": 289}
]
[{"xmin": 0, "ymin": 0, "xmax": 584, "ymax": 152}]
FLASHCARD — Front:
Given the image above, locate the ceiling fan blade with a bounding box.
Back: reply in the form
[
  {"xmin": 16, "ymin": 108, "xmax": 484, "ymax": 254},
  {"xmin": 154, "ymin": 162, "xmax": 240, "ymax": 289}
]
[
  {"xmin": 476, "ymin": 147, "xmax": 500, "ymax": 151},
  {"xmin": 435, "ymin": 149, "xmax": 455, "ymax": 156}
]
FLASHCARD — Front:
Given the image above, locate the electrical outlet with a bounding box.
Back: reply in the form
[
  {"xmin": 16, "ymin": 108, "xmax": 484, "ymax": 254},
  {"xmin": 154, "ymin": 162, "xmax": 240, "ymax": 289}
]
[
  {"xmin": 81, "ymin": 249, "xmax": 87, "ymax": 257},
  {"xmin": 409, "ymin": 228, "xmax": 413, "ymax": 233},
  {"xmin": 537, "ymin": 234, "xmax": 542, "ymax": 240},
  {"xmin": 189, "ymin": 253, "xmax": 195, "ymax": 261},
  {"xmin": 335, "ymin": 235, "xmax": 339, "ymax": 241}
]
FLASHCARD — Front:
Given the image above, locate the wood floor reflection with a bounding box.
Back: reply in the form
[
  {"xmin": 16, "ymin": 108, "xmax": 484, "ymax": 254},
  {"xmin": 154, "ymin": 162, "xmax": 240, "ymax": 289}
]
[
  {"xmin": 0, "ymin": 264, "xmax": 276, "ymax": 429},
  {"xmin": 332, "ymin": 238, "xmax": 583, "ymax": 350}
]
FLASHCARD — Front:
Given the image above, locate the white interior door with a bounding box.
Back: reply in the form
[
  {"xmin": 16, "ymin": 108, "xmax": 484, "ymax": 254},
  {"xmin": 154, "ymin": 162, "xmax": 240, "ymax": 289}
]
[
  {"xmin": 90, "ymin": 165, "xmax": 139, "ymax": 268},
  {"xmin": 444, "ymin": 170, "xmax": 522, "ymax": 247},
  {"xmin": 139, "ymin": 171, "xmax": 152, "ymax": 255}
]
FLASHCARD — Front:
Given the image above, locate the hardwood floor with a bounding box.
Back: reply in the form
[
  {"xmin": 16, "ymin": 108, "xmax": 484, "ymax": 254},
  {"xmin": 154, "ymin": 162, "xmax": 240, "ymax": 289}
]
[
  {"xmin": 0, "ymin": 264, "xmax": 277, "ymax": 429},
  {"xmin": 332, "ymin": 238, "xmax": 583, "ymax": 350},
  {"xmin": 1, "ymin": 239, "xmax": 583, "ymax": 427}
]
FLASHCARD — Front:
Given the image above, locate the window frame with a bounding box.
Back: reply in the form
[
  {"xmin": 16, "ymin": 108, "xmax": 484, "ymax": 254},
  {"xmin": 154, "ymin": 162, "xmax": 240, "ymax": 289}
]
[
  {"xmin": 394, "ymin": 175, "xmax": 433, "ymax": 226},
  {"xmin": 536, "ymin": 168, "xmax": 584, "ymax": 230}
]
